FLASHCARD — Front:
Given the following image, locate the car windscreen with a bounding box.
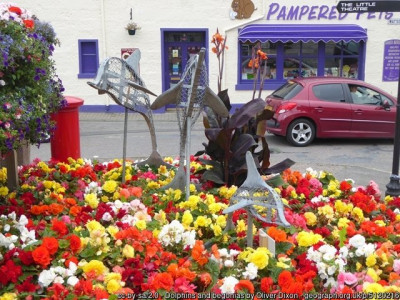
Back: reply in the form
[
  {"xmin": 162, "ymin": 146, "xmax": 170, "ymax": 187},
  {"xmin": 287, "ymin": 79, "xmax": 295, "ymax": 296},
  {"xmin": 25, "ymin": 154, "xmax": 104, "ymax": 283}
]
[{"xmin": 272, "ymin": 81, "xmax": 303, "ymax": 100}]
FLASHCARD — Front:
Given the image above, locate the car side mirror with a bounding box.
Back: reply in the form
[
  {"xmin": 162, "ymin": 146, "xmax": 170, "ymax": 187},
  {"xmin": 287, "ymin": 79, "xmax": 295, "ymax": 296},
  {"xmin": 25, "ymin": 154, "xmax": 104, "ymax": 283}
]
[{"xmin": 382, "ymin": 100, "xmax": 391, "ymax": 110}]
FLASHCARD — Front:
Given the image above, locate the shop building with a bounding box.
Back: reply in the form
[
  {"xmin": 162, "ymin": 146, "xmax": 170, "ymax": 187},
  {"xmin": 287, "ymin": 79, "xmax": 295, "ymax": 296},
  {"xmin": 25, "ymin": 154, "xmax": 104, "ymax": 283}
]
[{"xmin": 5, "ymin": 0, "xmax": 400, "ymax": 112}]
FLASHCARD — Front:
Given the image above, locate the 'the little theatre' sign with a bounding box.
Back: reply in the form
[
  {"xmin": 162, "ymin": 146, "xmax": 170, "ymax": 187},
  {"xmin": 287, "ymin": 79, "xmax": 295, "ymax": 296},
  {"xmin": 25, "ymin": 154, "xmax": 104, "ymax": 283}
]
[{"xmin": 337, "ymin": 1, "xmax": 400, "ymax": 13}]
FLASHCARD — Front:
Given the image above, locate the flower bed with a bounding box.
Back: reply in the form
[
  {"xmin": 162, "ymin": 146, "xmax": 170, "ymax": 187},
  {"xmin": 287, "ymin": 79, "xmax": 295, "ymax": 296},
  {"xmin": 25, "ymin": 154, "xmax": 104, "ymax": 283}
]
[{"xmin": 1, "ymin": 156, "xmax": 400, "ymax": 299}]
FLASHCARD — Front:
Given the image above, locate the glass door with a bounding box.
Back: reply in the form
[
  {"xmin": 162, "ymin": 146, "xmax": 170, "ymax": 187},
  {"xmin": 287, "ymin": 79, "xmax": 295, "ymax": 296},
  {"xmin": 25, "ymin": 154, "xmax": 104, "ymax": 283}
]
[{"xmin": 163, "ymin": 31, "xmax": 206, "ymax": 93}]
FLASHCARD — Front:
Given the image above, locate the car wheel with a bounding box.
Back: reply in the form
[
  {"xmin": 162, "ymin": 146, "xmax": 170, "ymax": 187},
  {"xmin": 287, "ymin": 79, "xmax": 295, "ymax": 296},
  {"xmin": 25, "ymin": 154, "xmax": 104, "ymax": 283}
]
[{"xmin": 286, "ymin": 119, "xmax": 315, "ymax": 147}]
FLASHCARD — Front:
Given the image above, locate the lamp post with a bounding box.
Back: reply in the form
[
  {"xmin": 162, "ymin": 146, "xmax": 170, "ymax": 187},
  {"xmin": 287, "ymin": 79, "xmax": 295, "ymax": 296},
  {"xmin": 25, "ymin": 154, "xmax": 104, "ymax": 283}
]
[{"xmin": 386, "ymin": 69, "xmax": 400, "ymax": 196}]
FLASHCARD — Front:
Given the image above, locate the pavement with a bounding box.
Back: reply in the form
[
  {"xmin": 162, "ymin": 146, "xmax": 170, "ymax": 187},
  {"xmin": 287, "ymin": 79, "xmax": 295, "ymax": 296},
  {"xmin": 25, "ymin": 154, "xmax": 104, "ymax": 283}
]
[{"xmin": 29, "ymin": 111, "xmax": 395, "ymax": 192}]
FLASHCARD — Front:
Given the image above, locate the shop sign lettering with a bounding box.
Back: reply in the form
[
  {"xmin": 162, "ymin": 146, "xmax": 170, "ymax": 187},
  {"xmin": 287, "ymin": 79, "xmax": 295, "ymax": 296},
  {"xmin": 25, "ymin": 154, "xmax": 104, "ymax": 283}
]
[{"xmin": 266, "ymin": 2, "xmax": 394, "ymax": 20}]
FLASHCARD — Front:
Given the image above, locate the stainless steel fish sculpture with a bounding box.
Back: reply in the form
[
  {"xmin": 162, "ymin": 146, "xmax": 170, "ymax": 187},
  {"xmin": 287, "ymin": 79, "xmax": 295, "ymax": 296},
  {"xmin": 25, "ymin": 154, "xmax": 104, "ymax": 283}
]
[
  {"xmin": 150, "ymin": 48, "xmax": 229, "ymax": 197},
  {"xmin": 87, "ymin": 50, "xmax": 168, "ymax": 179},
  {"xmin": 223, "ymin": 151, "xmax": 291, "ymax": 247}
]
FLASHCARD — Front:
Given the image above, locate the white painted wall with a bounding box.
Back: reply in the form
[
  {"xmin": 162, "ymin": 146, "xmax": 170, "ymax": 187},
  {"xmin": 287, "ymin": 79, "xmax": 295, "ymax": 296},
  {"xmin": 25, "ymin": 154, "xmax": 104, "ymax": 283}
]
[{"xmin": 4, "ymin": 0, "xmax": 400, "ymax": 107}]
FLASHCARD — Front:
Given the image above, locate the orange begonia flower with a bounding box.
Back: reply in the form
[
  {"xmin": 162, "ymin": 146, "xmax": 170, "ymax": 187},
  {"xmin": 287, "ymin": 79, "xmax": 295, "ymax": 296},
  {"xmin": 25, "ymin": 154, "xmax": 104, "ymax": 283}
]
[
  {"xmin": 235, "ymin": 280, "xmax": 255, "ymax": 294},
  {"xmin": 32, "ymin": 246, "xmax": 51, "ymax": 268},
  {"xmin": 49, "ymin": 203, "xmax": 64, "ymax": 215},
  {"xmin": 267, "ymin": 227, "xmax": 287, "ymax": 242},
  {"xmin": 152, "ymin": 272, "xmax": 174, "ymax": 291},
  {"xmin": 42, "ymin": 236, "xmax": 59, "ymax": 255},
  {"xmin": 191, "ymin": 240, "xmax": 208, "ymax": 266},
  {"xmin": 200, "ymin": 273, "xmax": 212, "ymax": 287}
]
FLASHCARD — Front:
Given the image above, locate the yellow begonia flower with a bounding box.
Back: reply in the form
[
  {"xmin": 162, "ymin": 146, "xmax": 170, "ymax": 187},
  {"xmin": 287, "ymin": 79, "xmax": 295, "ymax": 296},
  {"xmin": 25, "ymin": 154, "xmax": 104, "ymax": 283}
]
[
  {"xmin": 304, "ymin": 212, "xmax": 317, "ymax": 226},
  {"xmin": 208, "ymin": 202, "xmax": 223, "ymax": 214},
  {"xmin": 147, "ymin": 181, "xmax": 160, "ymax": 189},
  {"xmin": 85, "ymin": 193, "xmax": 99, "ymax": 209},
  {"xmin": 351, "ymin": 207, "xmax": 364, "ymax": 222},
  {"xmin": 276, "ymin": 257, "xmax": 291, "ymax": 269},
  {"xmin": 290, "ymin": 190, "xmax": 298, "ymax": 198},
  {"xmin": 366, "ymin": 255, "xmax": 377, "ymax": 267},
  {"xmin": 334, "ymin": 200, "xmax": 353, "ymax": 215},
  {"xmin": 0, "ymin": 167, "xmax": 7, "ymax": 183},
  {"xmin": 0, "ymin": 293, "xmax": 17, "ymax": 300},
  {"xmin": 86, "ymin": 220, "xmax": 104, "ymax": 233},
  {"xmin": 356, "ymin": 262, "xmax": 362, "ymax": 271},
  {"xmin": 338, "ymin": 217, "xmax": 350, "ymax": 229},
  {"xmin": 82, "ymin": 260, "xmax": 108, "ymax": 276},
  {"xmin": 135, "ymin": 220, "xmax": 146, "ymax": 230},
  {"xmin": 385, "ymin": 195, "xmax": 394, "ymax": 203},
  {"xmin": 396, "ymin": 215, "xmax": 400, "ymax": 222},
  {"xmin": 367, "ymin": 268, "xmax": 380, "ymax": 282},
  {"xmin": 318, "ymin": 205, "xmax": 334, "ymax": 219},
  {"xmin": 194, "ymin": 216, "xmax": 212, "ymax": 228},
  {"xmin": 247, "ymin": 247, "xmax": 270, "ymax": 270},
  {"xmin": 105, "ymin": 272, "xmax": 122, "ymax": 283},
  {"xmin": 122, "ymin": 244, "xmax": 135, "ymax": 258},
  {"xmin": 296, "ymin": 231, "xmax": 323, "ymax": 247},
  {"xmin": 153, "ymin": 229, "xmax": 160, "ymax": 238},
  {"xmin": 215, "ymin": 215, "xmax": 227, "ymax": 228},
  {"xmin": 363, "ymin": 282, "xmax": 386, "ymax": 293},
  {"xmin": 101, "ymin": 195, "xmax": 109, "ymax": 203},
  {"xmin": 374, "ymin": 220, "xmax": 386, "ymax": 227},
  {"xmin": 182, "ymin": 211, "xmax": 193, "ymax": 226},
  {"xmin": 106, "ymin": 279, "xmax": 121, "ymax": 293},
  {"xmin": 236, "ymin": 220, "xmax": 247, "ymax": 233},
  {"xmin": 102, "ymin": 180, "xmax": 118, "ymax": 193},
  {"xmin": 212, "ymin": 224, "xmax": 222, "ymax": 236},
  {"xmin": 0, "ymin": 186, "xmax": 9, "ymax": 197},
  {"xmin": 113, "ymin": 192, "xmax": 120, "ymax": 200},
  {"xmin": 106, "ymin": 225, "xmax": 119, "ymax": 238}
]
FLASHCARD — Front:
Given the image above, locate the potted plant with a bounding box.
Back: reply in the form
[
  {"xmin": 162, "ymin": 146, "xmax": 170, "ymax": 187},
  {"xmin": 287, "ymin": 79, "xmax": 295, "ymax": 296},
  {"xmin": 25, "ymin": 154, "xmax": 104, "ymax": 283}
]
[{"xmin": 125, "ymin": 22, "xmax": 141, "ymax": 35}]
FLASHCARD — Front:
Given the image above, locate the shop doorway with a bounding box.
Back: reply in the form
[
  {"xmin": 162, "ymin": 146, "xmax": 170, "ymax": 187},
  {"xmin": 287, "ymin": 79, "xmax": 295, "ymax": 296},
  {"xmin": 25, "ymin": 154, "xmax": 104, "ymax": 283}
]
[{"xmin": 162, "ymin": 30, "xmax": 208, "ymax": 95}]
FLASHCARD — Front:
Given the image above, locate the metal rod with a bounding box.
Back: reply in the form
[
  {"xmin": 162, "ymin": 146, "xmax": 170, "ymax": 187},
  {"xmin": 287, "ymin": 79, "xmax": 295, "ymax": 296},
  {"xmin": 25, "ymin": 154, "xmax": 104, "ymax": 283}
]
[
  {"xmin": 121, "ymin": 107, "xmax": 129, "ymax": 184},
  {"xmin": 386, "ymin": 67, "xmax": 400, "ymax": 196},
  {"xmin": 247, "ymin": 212, "xmax": 253, "ymax": 248},
  {"xmin": 185, "ymin": 117, "xmax": 191, "ymax": 201}
]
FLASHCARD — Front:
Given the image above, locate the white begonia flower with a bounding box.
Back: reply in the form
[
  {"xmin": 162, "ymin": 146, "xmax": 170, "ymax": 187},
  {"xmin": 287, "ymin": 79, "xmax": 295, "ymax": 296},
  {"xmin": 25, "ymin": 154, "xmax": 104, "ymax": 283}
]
[
  {"xmin": 324, "ymin": 277, "xmax": 337, "ymax": 288},
  {"xmin": 114, "ymin": 200, "xmax": 123, "ymax": 209},
  {"xmin": 224, "ymin": 260, "xmax": 234, "ymax": 268},
  {"xmin": 327, "ymin": 265, "xmax": 337, "ymax": 275},
  {"xmin": 307, "ymin": 248, "xmax": 322, "ymax": 263},
  {"xmin": 219, "ymin": 248, "xmax": 229, "ymax": 258},
  {"xmin": 121, "ymin": 215, "xmax": 136, "ymax": 226},
  {"xmin": 67, "ymin": 276, "xmax": 79, "ymax": 286},
  {"xmin": 4, "ymin": 224, "xmax": 10, "ymax": 232},
  {"xmin": 182, "ymin": 230, "xmax": 196, "ymax": 249},
  {"xmin": 243, "ymin": 263, "xmax": 258, "ymax": 280},
  {"xmin": 229, "ymin": 249, "xmax": 240, "ymax": 257},
  {"xmin": 54, "ymin": 276, "xmax": 64, "ymax": 284},
  {"xmin": 364, "ymin": 243, "xmax": 376, "ymax": 257},
  {"xmin": 101, "ymin": 212, "xmax": 113, "ymax": 222},
  {"xmin": 38, "ymin": 269, "xmax": 57, "ymax": 287},
  {"xmin": 348, "ymin": 234, "xmax": 366, "ymax": 248},
  {"xmin": 220, "ymin": 276, "xmax": 239, "ymax": 294},
  {"xmin": 8, "ymin": 212, "xmax": 16, "ymax": 221},
  {"xmin": 339, "ymin": 246, "xmax": 349, "ymax": 258},
  {"xmin": 20, "ymin": 228, "xmax": 37, "ymax": 247}
]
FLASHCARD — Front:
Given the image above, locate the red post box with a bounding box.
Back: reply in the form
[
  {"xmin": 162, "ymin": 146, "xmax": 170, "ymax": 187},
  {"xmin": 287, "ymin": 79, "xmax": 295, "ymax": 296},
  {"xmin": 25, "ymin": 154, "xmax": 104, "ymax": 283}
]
[{"xmin": 50, "ymin": 96, "xmax": 84, "ymax": 162}]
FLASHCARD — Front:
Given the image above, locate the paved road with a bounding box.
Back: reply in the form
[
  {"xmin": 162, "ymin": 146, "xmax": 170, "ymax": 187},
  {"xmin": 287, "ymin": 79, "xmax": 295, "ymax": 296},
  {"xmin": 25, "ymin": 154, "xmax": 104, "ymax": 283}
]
[{"xmin": 30, "ymin": 112, "xmax": 395, "ymax": 192}]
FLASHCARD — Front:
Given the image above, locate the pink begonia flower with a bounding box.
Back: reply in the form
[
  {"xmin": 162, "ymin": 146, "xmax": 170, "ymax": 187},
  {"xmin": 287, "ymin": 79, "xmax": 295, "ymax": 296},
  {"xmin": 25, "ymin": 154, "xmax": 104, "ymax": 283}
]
[
  {"xmin": 61, "ymin": 215, "xmax": 71, "ymax": 224},
  {"xmin": 337, "ymin": 272, "xmax": 358, "ymax": 286},
  {"xmin": 393, "ymin": 259, "xmax": 400, "ymax": 274}
]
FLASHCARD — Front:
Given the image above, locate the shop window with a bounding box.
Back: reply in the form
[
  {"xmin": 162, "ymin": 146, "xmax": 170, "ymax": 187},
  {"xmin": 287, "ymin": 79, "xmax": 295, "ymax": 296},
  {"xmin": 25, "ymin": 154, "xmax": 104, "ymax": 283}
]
[
  {"xmin": 78, "ymin": 39, "xmax": 99, "ymax": 78},
  {"xmin": 237, "ymin": 40, "xmax": 365, "ymax": 90}
]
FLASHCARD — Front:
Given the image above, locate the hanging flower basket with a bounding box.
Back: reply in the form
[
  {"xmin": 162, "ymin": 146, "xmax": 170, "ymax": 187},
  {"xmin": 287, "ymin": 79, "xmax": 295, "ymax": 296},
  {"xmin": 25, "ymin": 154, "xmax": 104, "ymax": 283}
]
[{"xmin": 128, "ymin": 29, "xmax": 136, "ymax": 35}]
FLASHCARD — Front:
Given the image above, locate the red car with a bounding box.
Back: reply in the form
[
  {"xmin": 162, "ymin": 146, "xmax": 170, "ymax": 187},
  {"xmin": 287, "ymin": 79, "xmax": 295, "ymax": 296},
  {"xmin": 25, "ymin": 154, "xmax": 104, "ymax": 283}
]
[{"xmin": 265, "ymin": 77, "xmax": 397, "ymax": 146}]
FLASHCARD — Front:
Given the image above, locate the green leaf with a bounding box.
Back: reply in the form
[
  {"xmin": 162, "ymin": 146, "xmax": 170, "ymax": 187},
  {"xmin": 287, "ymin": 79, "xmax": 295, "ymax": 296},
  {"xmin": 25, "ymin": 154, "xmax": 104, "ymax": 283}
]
[
  {"xmin": 266, "ymin": 175, "xmax": 286, "ymax": 187},
  {"xmin": 275, "ymin": 241, "xmax": 293, "ymax": 255},
  {"xmin": 339, "ymin": 226, "xmax": 347, "ymax": 247},
  {"xmin": 205, "ymin": 259, "xmax": 220, "ymax": 291},
  {"xmin": 79, "ymin": 245, "xmax": 97, "ymax": 258},
  {"xmin": 59, "ymin": 239, "xmax": 70, "ymax": 249}
]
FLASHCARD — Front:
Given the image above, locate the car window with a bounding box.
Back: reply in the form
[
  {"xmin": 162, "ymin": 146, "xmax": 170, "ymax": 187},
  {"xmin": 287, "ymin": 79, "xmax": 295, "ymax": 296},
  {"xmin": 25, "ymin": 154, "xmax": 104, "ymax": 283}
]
[
  {"xmin": 312, "ymin": 84, "xmax": 345, "ymax": 102},
  {"xmin": 272, "ymin": 81, "xmax": 303, "ymax": 100},
  {"xmin": 347, "ymin": 84, "xmax": 394, "ymax": 106}
]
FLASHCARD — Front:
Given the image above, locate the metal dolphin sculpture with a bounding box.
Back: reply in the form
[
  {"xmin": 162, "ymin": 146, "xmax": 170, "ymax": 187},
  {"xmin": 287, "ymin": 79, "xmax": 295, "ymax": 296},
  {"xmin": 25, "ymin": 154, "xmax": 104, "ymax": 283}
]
[
  {"xmin": 151, "ymin": 48, "xmax": 229, "ymax": 197},
  {"xmin": 87, "ymin": 50, "xmax": 168, "ymax": 178},
  {"xmin": 223, "ymin": 151, "xmax": 291, "ymax": 247}
]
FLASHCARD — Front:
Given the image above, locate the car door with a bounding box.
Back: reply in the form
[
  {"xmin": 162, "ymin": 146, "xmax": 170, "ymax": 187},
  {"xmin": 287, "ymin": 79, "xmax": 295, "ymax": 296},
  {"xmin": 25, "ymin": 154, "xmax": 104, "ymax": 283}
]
[
  {"xmin": 347, "ymin": 84, "xmax": 396, "ymax": 137},
  {"xmin": 309, "ymin": 83, "xmax": 353, "ymax": 137}
]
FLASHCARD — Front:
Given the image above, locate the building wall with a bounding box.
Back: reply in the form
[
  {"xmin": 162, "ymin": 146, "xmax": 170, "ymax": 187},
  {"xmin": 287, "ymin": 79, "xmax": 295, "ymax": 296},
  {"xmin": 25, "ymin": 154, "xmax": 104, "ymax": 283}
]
[{"xmin": 5, "ymin": 0, "xmax": 400, "ymax": 108}]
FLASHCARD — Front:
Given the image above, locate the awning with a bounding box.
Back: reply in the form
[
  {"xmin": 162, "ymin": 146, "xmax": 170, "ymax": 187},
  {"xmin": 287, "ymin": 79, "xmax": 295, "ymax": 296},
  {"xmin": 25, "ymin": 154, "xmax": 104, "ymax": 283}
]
[{"xmin": 238, "ymin": 24, "xmax": 368, "ymax": 43}]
